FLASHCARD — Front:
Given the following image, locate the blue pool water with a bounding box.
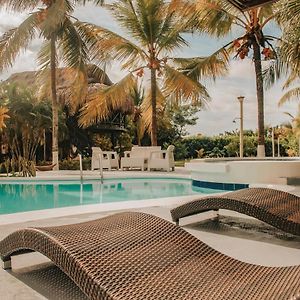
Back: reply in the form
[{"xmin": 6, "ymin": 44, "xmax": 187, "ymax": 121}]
[{"xmin": 0, "ymin": 178, "xmax": 223, "ymax": 215}]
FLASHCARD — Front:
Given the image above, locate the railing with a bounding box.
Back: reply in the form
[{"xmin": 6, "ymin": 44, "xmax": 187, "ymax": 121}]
[
  {"xmin": 99, "ymin": 154, "xmax": 104, "ymax": 183},
  {"xmin": 79, "ymin": 154, "xmax": 83, "ymax": 182},
  {"xmin": 79, "ymin": 153, "xmax": 104, "ymax": 183}
]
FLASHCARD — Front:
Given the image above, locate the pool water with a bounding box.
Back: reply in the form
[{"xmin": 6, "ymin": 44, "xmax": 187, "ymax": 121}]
[{"xmin": 0, "ymin": 178, "xmax": 223, "ymax": 215}]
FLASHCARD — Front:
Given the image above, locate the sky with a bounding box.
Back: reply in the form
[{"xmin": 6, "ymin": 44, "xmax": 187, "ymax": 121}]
[{"xmin": 0, "ymin": 3, "xmax": 298, "ymax": 136}]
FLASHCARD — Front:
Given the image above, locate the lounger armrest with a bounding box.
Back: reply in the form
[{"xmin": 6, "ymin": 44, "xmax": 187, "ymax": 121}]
[
  {"xmin": 124, "ymin": 151, "xmax": 131, "ymax": 158},
  {"xmin": 149, "ymin": 150, "xmax": 167, "ymax": 159},
  {"xmin": 101, "ymin": 151, "xmax": 118, "ymax": 161}
]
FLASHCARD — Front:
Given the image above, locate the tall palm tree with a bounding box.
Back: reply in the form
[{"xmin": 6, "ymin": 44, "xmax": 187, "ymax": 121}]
[
  {"xmin": 0, "ymin": 0, "xmax": 103, "ymax": 168},
  {"xmin": 78, "ymin": 0, "xmax": 229, "ymax": 146},
  {"xmin": 195, "ymin": 0, "xmax": 278, "ymax": 157},
  {"xmin": 264, "ymin": 0, "xmax": 300, "ymax": 110}
]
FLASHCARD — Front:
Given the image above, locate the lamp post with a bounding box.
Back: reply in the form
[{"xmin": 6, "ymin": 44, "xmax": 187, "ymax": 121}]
[
  {"xmin": 237, "ymin": 96, "xmax": 244, "ymax": 158},
  {"xmin": 276, "ymin": 126, "xmax": 282, "ymax": 157},
  {"xmin": 271, "ymin": 127, "xmax": 275, "ymax": 157}
]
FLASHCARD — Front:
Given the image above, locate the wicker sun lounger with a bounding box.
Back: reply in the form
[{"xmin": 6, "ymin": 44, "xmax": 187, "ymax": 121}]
[
  {"xmin": 171, "ymin": 187, "xmax": 300, "ymax": 236},
  {"xmin": 0, "ymin": 212, "xmax": 300, "ymax": 299}
]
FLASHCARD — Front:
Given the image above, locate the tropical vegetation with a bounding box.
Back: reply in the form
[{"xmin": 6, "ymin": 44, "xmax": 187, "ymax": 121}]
[
  {"xmin": 78, "ymin": 0, "xmax": 229, "ymax": 146},
  {"xmin": 193, "ymin": 0, "xmax": 279, "ymax": 157},
  {"xmin": 0, "ymin": 0, "xmax": 299, "ymax": 171},
  {"xmin": 0, "ymin": 0, "xmax": 105, "ymax": 169}
]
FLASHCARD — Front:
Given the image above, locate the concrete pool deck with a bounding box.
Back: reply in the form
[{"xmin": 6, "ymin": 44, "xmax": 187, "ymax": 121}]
[
  {"xmin": 1, "ymin": 206, "xmax": 300, "ymax": 300},
  {"xmin": 1, "ymin": 168, "xmax": 300, "ymax": 299}
]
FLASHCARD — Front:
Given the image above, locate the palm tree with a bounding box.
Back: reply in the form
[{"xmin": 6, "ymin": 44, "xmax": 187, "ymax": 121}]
[
  {"xmin": 78, "ymin": 0, "xmax": 229, "ymax": 146},
  {"xmin": 264, "ymin": 0, "xmax": 300, "ymax": 109},
  {"xmin": 130, "ymin": 82, "xmax": 146, "ymax": 146},
  {"xmin": 195, "ymin": 0, "xmax": 278, "ymax": 157},
  {"xmin": 0, "ymin": 0, "xmax": 103, "ymax": 169}
]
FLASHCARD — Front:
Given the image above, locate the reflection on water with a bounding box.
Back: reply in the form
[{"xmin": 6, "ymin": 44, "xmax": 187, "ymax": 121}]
[{"xmin": 0, "ymin": 179, "xmax": 222, "ymax": 215}]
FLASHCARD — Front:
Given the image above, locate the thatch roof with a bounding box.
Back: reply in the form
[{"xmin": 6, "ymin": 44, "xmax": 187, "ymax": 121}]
[
  {"xmin": 4, "ymin": 64, "xmax": 134, "ymax": 115},
  {"xmin": 4, "ymin": 64, "xmax": 113, "ymax": 90},
  {"xmin": 227, "ymin": 0, "xmax": 277, "ymax": 10}
]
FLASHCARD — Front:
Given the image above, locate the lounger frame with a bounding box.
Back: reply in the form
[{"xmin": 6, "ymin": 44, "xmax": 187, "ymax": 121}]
[
  {"xmin": 171, "ymin": 188, "xmax": 300, "ymax": 236},
  {"xmin": 1, "ymin": 212, "xmax": 300, "ymax": 299}
]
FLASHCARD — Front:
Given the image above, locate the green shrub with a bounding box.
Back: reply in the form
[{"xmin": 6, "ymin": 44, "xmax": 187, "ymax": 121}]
[{"xmin": 59, "ymin": 158, "xmax": 91, "ymax": 170}]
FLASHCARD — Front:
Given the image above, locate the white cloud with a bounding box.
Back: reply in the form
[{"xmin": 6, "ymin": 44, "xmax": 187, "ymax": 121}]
[{"xmin": 187, "ymin": 59, "xmax": 299, "ymax": 136}]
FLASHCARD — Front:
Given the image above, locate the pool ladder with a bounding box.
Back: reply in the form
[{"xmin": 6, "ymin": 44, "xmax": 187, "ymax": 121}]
[
  {"xmin": 79, "ymin": 154, "xmax": 104, "ymax": 184},
  {"xmin": 79, "ymin": 154, "xmax": 83, "ymax": 182},
  {"xmin": 98, "ymin": 153, "xmax": 104, "ymax": 184}
]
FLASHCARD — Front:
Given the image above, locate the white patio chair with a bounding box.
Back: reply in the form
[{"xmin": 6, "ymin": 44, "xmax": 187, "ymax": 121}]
[
  {"xmin": 120, "ymin": 149, "xmax": 146, "ymax": 171},
  {"xmin": 120, "ymin": 146, "xmax": 161, "ymax": 171},
  {"xmin": 148, "ymin": 145, "xmax": 175, "ymax": 172},
  {"xmin": 91, "ymin": 147, "xmax": 119, "ymax": 171}
]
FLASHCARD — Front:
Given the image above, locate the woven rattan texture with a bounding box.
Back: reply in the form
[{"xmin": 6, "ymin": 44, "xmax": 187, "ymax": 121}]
[
  {"xmin": 171, "ymin": 188, "xmax": 300, "ymax": 236},
  {"xmin": 1, "ymin": 212, "xmax": 300, "ymax": 300}
]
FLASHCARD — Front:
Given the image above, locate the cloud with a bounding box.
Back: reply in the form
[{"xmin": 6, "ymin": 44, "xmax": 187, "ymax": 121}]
[{"xmin": 187, "ymin": 59, "xmax": 299, "ymax": 136}]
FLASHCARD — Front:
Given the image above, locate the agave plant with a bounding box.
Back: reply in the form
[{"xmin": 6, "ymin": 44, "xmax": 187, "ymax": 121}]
[
  {"xmin": 0, "ymin": 0, "xmax": 104, "ymax": 168},
  {"xmin": 194, "ymin": 0, "xmax": 279, "ymax": 157},
  {"xmin": 78, "ymin": 0, "xmax": 229, "ymax": 146}
]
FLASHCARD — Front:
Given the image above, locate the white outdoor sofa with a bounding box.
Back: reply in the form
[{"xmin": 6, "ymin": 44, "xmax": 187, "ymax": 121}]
[
  {"xmin": 148, "ymin": 145, "xmax": 175, "ymax": 172},
  {"xmin": 91, "ymin": 147, "xmax": 119, "ymax": 171},
  {"xmin": 120, "ymin": 146, "xmax": 161, "ymax": 171}
]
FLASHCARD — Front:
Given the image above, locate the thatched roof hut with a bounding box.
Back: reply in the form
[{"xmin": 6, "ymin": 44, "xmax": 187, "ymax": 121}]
[
  {"xmin": 4, "ymin": 64, "xmax": 134, "ymax": 115},
  {"xmin": 4, "ymin": 64, "xmax": 113, "ymax": 89}
]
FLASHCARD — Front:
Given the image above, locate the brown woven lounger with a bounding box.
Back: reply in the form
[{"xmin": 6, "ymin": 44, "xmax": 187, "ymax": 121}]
[
  {"xmin": 171, "ymin": 187, "xmax": 300, "ymax": 236},
  {"xmin": 0, "ymin": 212, "xmax": 300, "ymax": 299}
]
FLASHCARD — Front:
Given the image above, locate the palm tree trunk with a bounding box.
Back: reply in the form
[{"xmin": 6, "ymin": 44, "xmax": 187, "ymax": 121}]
[
  {"xmin": 150, "ymin": 68, "xmax": 158, "ymax": 146},
  {"xmin": 50, "ymin": 34, "xmax": 59, "ymax": 169},
  {"xmin": 253, "ymin": 39, "xmax": 265, "ymax": 157}
]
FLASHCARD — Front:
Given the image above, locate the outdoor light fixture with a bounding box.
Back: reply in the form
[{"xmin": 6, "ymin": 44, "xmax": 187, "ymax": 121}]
[{"xmin": 237, "ymin": 96, "xmax": 245, "ymax": 158}]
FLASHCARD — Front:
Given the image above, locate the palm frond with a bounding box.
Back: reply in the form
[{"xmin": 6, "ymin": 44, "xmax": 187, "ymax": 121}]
[
  {"xmin": 74, "ymin": 22, "xmax": 148, "ymax": 69},
  {"xmin": 58, "ymin": 18, "xmax": 89, "ymax": 69},
  {"xmin": 0, "ymin": 13, "xmax": 39, "ymax": 71},
  {"xmin": 195, "ymin": 0, "xmax": 242, "ymax": 37},
  {"xmin": 109, "ymin": 0, "xmax": 149, "ymax": 45},
  {"xmin": 156, "ymin": 20, "xmax": 189, "ymax": 54},
  {"xmin": 278, "ymin": 87, "xmax": 300, "ymax": 106},
  {"xmin": 0, "ymin": 0, "xmax": 39, "ymax": 11},
  {"xmin": 77, "ymin": 0, "xmax": 105, "ymax": 5},
  {"xmin": 39, "ymin": 0, "xmax": 74, "ymax": 39},
  {"xmin": 36, "ymin": 40, "xmax": 52, "ymax": 100},
  {"xmin": 279, "ymin": 33, "xmax": 300, "ymax": 75},
  {"xmin": 258, "ymin": 3, "xmax": 276, "ymax": 24},
  {"xmin": 79, "ymin": 73, "xmax": 137, "ymax": 127},
  {"xmin": 283, "ymin": 73, "xmax": 300, "ymax": 90},
  {"xmin": 173, "ymin": 47, "xmax": 229, "ymax": 81},
  {"xmin": 263, "ymin": 54, "xmax": 287, "ymax": 89},
  {"xmin": 276, "ymin": 0, "xmax": 300, "ymax": 25},
  {"xmin": 163, "ymin": 65, "xmax": 210, "ymax": 107}
]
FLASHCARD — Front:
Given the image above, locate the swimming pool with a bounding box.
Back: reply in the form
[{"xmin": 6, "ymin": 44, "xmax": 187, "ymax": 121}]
[{"xmin": 0, "ymin": 178, "xmax": 223, "ymax": 215}]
